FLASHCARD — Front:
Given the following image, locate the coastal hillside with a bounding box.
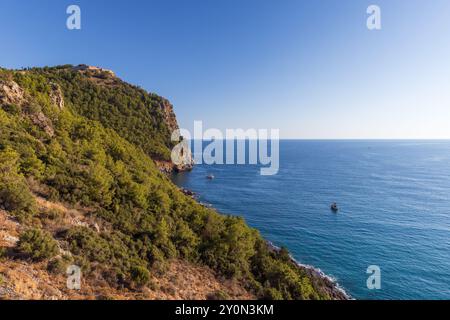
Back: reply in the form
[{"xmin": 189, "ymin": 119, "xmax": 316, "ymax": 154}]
[{"xmin": 0, "ymin": 65, "xmax": 344, "ymax": 300}]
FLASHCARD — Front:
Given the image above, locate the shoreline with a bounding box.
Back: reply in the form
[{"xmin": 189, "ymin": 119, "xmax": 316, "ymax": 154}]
[
  {"xmin": 179, "ymin": 187, "xmax": 351, "ymax": 300},
  {"xmin": 266, "ymin": 241, "xmax": 351, "ymax": 300}
]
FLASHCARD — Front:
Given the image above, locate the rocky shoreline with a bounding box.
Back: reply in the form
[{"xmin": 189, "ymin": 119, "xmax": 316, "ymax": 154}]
[
  {"xmin": 178, "ymin": 186, "xmax": 351, "ymax": 300},
  {"xmin": 266, "ymin": 241, "xmax": 350, "ymax": 300}
]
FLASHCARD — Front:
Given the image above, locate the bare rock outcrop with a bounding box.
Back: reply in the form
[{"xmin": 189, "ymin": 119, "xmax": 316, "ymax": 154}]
[
  {"xmin": 172, "ymin": 143, "xmax": 194, "ymax": 172},
  {"xmin": 27, "ymin": 109, "xmax": 55, "ymax": 137},
  {"xmin": 0, "ymin": 79, "xmax": 55, "ymax": 137},
  {"xmin": 158, "ymin": 98, "xmax": 179, "ymax": 135},
  {"xmin": 156, "ymin": 98, "xmax": 194, "ymax": 172},
  {"xmin": 0, "ymin": 80, "xmax": 25, "ymax": 106},
  {"xmin": 49, "ymin": 83, "xmax": 64, "ymax": 110}
]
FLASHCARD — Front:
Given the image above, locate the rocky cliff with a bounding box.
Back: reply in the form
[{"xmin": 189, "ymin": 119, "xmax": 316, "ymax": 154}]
[
  {"xmin": 155, "ymin": 97, "xmax": 194, "ymax": 172},
  {"xmin": 57, "ymin": 65, "xmax": 193, "ymax": 172}
]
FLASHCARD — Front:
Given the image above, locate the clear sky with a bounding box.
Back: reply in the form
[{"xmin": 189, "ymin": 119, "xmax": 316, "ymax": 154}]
[{"xmin": 1, "ymin": 0, "xmax": 449, "ymax": 139}]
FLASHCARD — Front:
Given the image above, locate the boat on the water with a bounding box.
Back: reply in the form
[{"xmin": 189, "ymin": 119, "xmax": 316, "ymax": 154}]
[
  {"xmin": 206, "ymin": 174, "xmax": 215, "ymax": 180},
  {"xmin": 330, "ymin": 202, "xmax": 339, "ymax": 212}
]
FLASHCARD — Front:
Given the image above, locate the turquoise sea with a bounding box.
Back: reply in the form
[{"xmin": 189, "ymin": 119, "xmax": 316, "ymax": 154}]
[{"xmin": 172, "ymin": 140, "xmax": 450, "ymax": 299}]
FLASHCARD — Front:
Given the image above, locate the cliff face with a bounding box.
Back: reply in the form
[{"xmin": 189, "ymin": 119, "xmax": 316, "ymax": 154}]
[
  {"xmin": 53, "ymin": 65, "xmax": 192, "ymax": 171},
  {"xmin": 155, "ymin": 97, "xmax": 194, "ymax": 172},
  {"xmin": 158, "ymin": 98, "xmax": 178, "ymax": 135}
]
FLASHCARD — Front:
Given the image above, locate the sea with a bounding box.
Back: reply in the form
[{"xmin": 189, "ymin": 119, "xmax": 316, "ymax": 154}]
[{"xmin": 171, "ymin": 140, "xmax": 450, "ymax": 300}]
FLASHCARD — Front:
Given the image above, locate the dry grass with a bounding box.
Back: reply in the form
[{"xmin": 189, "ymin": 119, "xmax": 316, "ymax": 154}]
[
  {"xmin": 0, "ymin": 258, "xmax": 254, "ymax": 300},
  {"xmin": 0, "ymin": 200, "xmax": 255, "ymax": 300}
]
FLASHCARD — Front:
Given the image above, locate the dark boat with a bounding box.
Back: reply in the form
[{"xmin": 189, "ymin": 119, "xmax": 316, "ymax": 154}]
[
  {"xmin": 330, "ymin": 202, "xmax": 339, "ymax": 212},
  {"xmin": 206, "ymin": 174, "xmax": 215, "ymax": 180}
]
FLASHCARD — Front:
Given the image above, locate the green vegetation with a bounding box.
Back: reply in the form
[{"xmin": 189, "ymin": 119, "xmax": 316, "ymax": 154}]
[
  {"xmin": 0, "ymin": 146, "xmax": 37, "ymax": 221},
  {"xmin": 130, "ymin": 265, "xmax": 151, "ymax": 287},
  {"xmin": 0, "ymin": 247, "xmax": 7, "ymax": 260},
  {"xmin": 15, "ymin": 66, "xmax": 174, "ymax": 160},
  {"xmin": 0, "ymin": 66, "xmax": 331, "ymax": 299},
  {"xmin": 18, "ymin": 229, "xmax": 59, "ymax": 261},
  {"xmin": 47, "ymin": 254, "xmax": 73, "ymax": 274}
]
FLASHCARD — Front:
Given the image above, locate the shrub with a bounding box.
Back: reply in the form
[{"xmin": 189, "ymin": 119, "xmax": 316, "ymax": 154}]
[
  {"xmin": 1, "ymin": 104, "xmax": 21, "ymax": 115},
  {"xmin": 0, "ymin": 247, "xmax": 8, "ymax": 260},
  {"xmin": 0, "ymin": 146, "xmax": 37, "ymax": 218},
  {"xmin": 18, "ymin": 229, "xmax": 59, "ymax": 261},
  {"xmin": 19, "ymin": 151, "xmax": 45, "ymax": 178},
  {"xmin": 0, "ymin": 181, "xmax": 36, "ymax": 214},
  {"xmin": 23, "ymin": 103, "xmax": 42, "ymax": 115},
  {"xmin": 65, "ymin": 227, "xmax": 111, "ymax": 263},
  {"xmin": 40, "ymin": 208, "xmax": 65, "ymax": 221},
  {"xmin": 200, "ymin": 214, "xmax": 257, "ymax": 278},
  {"xmin": 277, "ymin": 247, "xmax": 291, "ymax": 263},
  {"xmin": 47, "ymin": 255, "xmax": 73, "ymax": 274},
  {"xmin": 130, "ymin": 265, "xmax": 150, "ymax": 287}
]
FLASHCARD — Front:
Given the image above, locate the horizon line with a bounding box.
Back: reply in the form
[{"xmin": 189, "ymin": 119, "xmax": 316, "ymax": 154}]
[{"xmin": 184, "ymin": 138, "xmax": 450, "ymax": 141}]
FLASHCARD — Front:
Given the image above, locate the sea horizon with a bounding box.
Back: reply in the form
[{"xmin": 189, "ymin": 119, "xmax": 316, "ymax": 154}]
[{"xmin": 185, "ymin": 138, "xmax": 450, "ymax": 141}]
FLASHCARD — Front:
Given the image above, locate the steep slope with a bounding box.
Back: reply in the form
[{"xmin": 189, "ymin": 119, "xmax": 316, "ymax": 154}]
[
  {"xmin": 0, "ymin": 65, "xmax": 345, "ymax": 300},
  {"xmin": 10, "ymin": 65, "xmax": 192, "ymax": 170},
  {"xmin": 0, "ymin": 208, "xmax": 252, "ymax": 300}
]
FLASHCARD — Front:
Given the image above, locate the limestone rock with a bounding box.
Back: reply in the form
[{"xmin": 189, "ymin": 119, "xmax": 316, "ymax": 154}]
[
  {"xmin": 28, "ymin": 110, "xmax": 55, "ymax": 137},
  {"xmin": 0, "ymin": 80, "xmax": 25, "ymax": 106},
  {"xmin": 158, "ymin": 98, "xmax": 179, "ymax": 135},
  {"xmin": 49, "ymin": 83, "xmax": 64, "ymax": 110}
]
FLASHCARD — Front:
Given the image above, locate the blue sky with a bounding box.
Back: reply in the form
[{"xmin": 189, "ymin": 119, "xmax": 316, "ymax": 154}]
[{"xmin": 1, "ymin": 0, "xmax": 449, "ymax": 139}]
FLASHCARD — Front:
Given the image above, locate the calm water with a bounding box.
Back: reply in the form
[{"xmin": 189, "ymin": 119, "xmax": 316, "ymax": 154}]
[{"xmin": 171, "ymin": 140, "xmax": 450, "ymax": 299}]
